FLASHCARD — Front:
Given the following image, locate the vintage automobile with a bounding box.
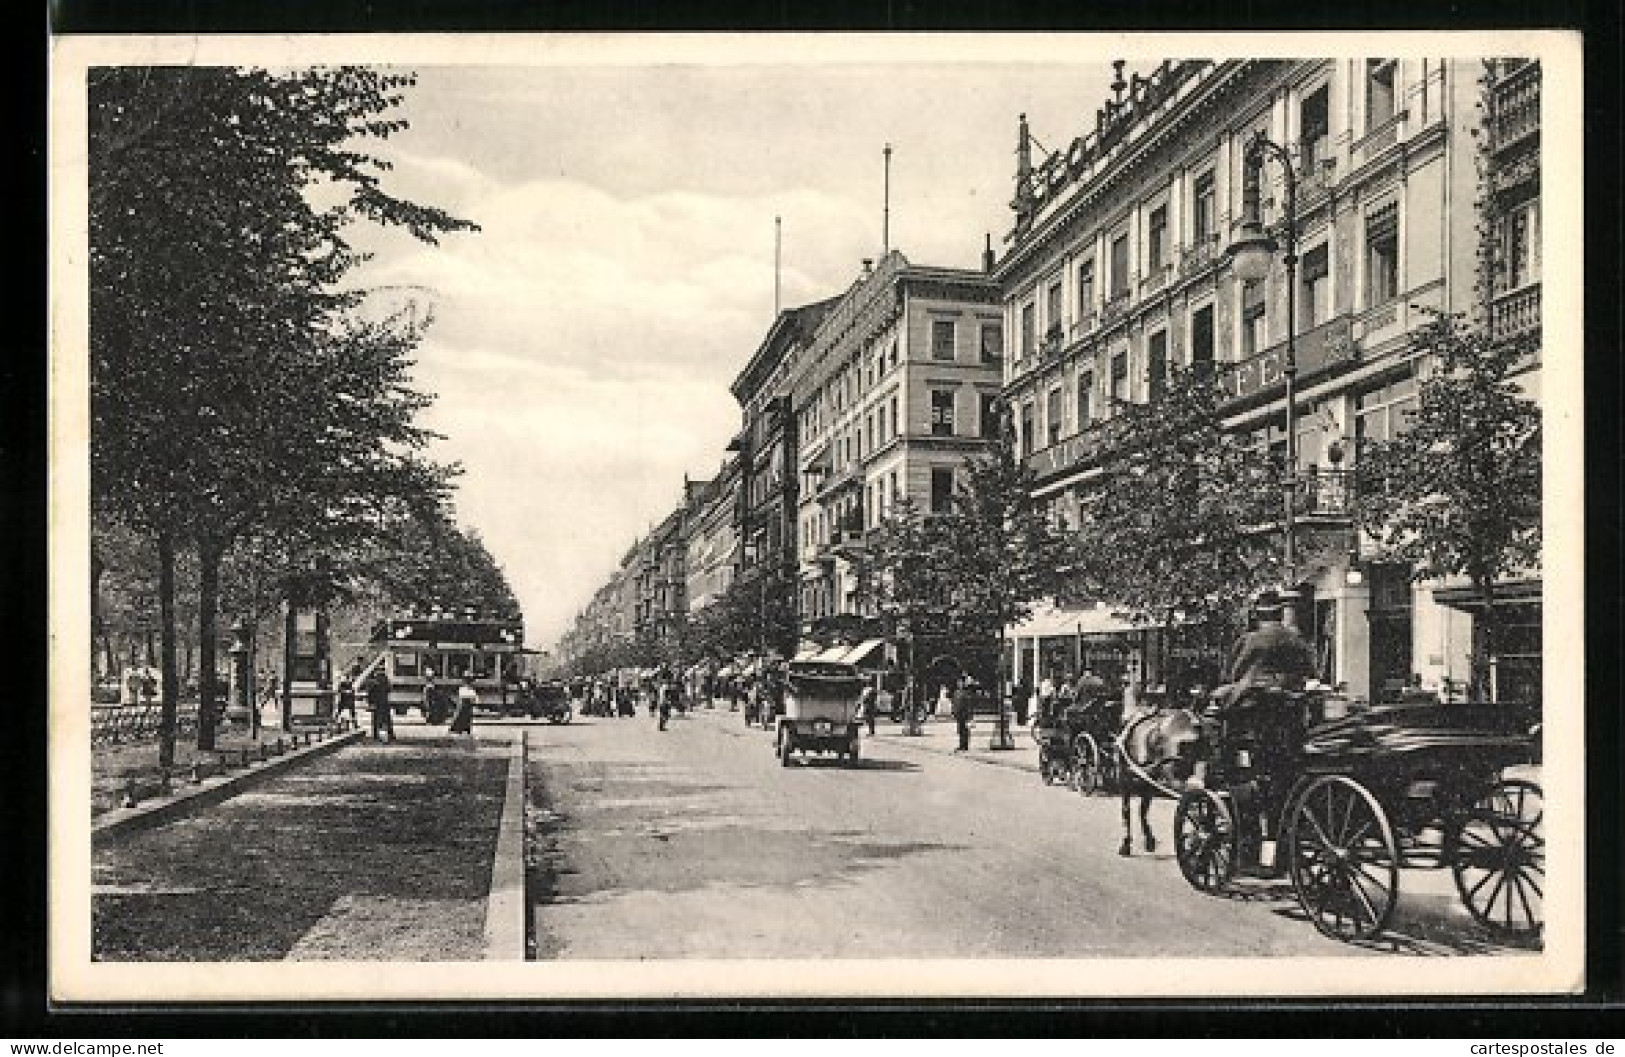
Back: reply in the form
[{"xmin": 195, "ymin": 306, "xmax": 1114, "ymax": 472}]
[{"xmin": 776, "ymin": 659, "xmax": 864, "ymax": 766}]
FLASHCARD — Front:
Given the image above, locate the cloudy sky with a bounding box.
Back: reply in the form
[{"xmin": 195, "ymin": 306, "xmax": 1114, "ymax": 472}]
[{"xmin": 344, "ymin": 42, "xmax": 1125, "ymax": 647}]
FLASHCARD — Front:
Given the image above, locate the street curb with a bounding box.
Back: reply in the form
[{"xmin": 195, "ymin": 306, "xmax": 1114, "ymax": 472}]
[
  {"xmin": 92, "ymin": 728, "xmax": 365, "ymax": 842},
  {"xmin": 482, "ymin": 728, "xmax": 527, "ymax": 961}
]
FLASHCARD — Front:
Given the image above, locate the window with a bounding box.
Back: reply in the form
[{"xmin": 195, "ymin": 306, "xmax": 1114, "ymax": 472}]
[
  {"xmin": 1190, "ymin": 303, "xmax": 1215, "ymax": 371},
  {"xmin": 888, "ymin": 341, "xmax": 899, "ymax": 370},
  {"xmin": 1366, "ymin": 59, "xmax": 1397, "ymax": 129},
  {"xmin": 1110, "ymin": 233, "xmax": 1131, "ymax": 297},
  {"xmin": 980, "ymin": 322, "xmax": 1003, "ymax": 362},
  {"xmin": 1148, "ymin": 204, "xmax": 1169, "ymax": 271},
  {"xmin": 1078, "ymin": 258, "xmax": 1096, "ymax": 316},
  {"xmin": 1504, "ymin": 200, "xmax": 1541, "ymax": 289},
  {"xmin": 1147, "ymin": 330, "xmax": 1168, "ymax": 403},
  {"xmin": 1355, "ymin": 373, "xmax": 1419, "ymax": 446},
  {"xmin": 1366, "ymin": 204, "xmax": 1399, "ymax": 306},
  {"xmin": 1076, "ymin": 372, "xmax": 1093, "ymax": 428},
  {"xmin": 1046, "ymin": 387, "xmax": 1063, "ymax": 446},
  {"xmin": 1046, "ymin": 280, "xmax": 1063, "ymax": 331},
  {"xmin": 1192, "ymin": 171, "xmax": 1216, "ymax": 242},
  {"xmin": 392, "ymin": 651, "xmax": 420, "ymax": 677},
  {"xmin": 866, "ymin": 413, "xmax": 874, "ymax": 456},
  {"xmin": 1110, "ymin": 350, "xmax": 1129, "ymax": 404},
  {"xmin": 891, "ymin": 395, "xmax": 900, "ymax": 438},
  {"xmin": 979, "ymin": 392, "xmax": 1001, "ymax": 439},
  {"xmin": 1020, "ymin": 401, "xmax": 1035, "ymax": 456},
  {"xmin": 932, "ymin": 319, "xmax": 956, "ymax": 360},
  {"xmin": 878, "ymin": 401, "xmax": 888, "ymax": 444},
  {"xmin": 1021, "ymin": 302, "xmax": 1036, "ymax": 358},
  {"xmin": 891, "ymin": 470, "xmax": 901, "ymax": 508},
  {"xmin": 1300, "ymin": 243, "xmax": 1331, "ymax": 327},
  {"xmin": 930, "ymin": 390, "xmax": 955, "ymax": 436},
  {"xmin": 930, "ymin": 468, "xmax": 955, "ymax": 514},
  {"xmin": 1241, "ymin": 279, "xmax": 1267, "ymax": 357},
  {"xmin": 1300, "ymin": 84, "xmax": 1330, "ymax": 169}
]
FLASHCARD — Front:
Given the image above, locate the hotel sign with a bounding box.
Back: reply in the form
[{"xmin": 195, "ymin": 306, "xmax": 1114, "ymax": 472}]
[{"xmin": 1218, "ymin": 316, "xmax": 1356, "ymax": 404}]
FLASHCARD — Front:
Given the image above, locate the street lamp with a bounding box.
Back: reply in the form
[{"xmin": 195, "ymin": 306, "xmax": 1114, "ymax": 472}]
[{"xmin": 1227, "ymin": 131, "xmax": 1301, "ymax": 591}]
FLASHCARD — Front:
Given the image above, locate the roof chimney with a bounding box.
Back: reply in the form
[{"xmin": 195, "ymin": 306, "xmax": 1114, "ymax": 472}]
[
  {"xmin": 861, "ymin": 258, "xmax": 874, "ymax": 275},
  {"xmin": 982, "ymin": 233, "xmax": 996, "ymax": 273}
]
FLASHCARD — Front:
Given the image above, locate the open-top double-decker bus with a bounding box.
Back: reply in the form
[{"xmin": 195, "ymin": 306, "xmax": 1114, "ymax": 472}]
[{"xmin": 361, "ymin": 612, "xmax": 525, "ymax": 715}]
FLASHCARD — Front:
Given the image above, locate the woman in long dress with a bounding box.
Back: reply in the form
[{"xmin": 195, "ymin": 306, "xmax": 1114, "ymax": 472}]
[{"xmin": 449, "ymin": 674, "xmax": 478, "ymax": 740}]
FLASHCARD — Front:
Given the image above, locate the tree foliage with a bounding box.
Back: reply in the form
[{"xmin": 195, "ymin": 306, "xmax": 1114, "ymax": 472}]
[
  {"xmin": 1071, "ymin": 367, "xmax": 1288, "ymax": 658},
  {"xmin": 88, "ymin": 65, "xmax": 478, "ymax": 759},
  {"xmin": 1351, "ymin": 309, "xmax": 1541, "ymax": 692}
]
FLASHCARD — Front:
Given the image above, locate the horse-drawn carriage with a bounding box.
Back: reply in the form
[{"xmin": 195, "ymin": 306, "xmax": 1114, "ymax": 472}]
[
  {"xmin": 1170, "ymin": 691, "xmax": 1543, "ymax": 943},
  {"xmin": 1030, "ymin": 694, "xmax": 1121, "ymax": 793}
]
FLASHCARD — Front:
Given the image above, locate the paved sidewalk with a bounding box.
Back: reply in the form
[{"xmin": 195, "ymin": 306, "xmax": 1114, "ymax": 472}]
[{"xmin": 93, "ymin": 719, "xmax": 518, "ymax": 961}]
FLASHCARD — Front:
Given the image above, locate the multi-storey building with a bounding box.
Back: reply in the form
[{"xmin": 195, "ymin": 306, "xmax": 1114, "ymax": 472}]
[
  {"xmin": 685, "ymin": 458, "xmax": 741, "ymax": 616},
  {"xmin": 729, "ymin": 298, "xmax": 839, "ymax": 657},
  {"xmin": 996, "ymin": 58, "xmax": 1535, "ymax": 702},
  {"xmin": 791, "ymin": 251, "xmax": 1004, "ymax": 629}
]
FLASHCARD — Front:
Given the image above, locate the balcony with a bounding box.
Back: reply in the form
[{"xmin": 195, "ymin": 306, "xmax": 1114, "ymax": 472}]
[
  {"xmin": 1490, "ymin": 282, "xmax": 1541, "ymax": 342},
  {"xmin": 1493, "ymin": 65, "xmax": 1540, "ymax": 153},
  {"xmin": 1141, "ymin": 264, "xmax": 1171, "ymax": 295},
  {"xmin": 1069, "ymin": 312, "xmax": 1098, "ymax": 344},
  {"xmin": 1179, "ymin": 234, "xmax": 1219, "ymax": 278},
  {"xmin": 1298, "ymin": 467, "xmax": 1352, "ymax": 517},
  {"xmin": 1352, "ymin": 110, "xmax": 1406, "ymax": 169},
  {"xmin": 1101, "ymin": 290, "xmax": 1132, "ymax": 326}
]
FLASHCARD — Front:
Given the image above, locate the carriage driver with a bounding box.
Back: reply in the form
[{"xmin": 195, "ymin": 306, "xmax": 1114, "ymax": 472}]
[{"xmin": 1212, "ymin": 590, "xmax": 1317, "ymax": 715}]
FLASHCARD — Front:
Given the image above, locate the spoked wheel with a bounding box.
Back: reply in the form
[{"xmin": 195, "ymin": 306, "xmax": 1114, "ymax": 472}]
[
  {"xmin": 1174, "ymin": 788, "xmax": 1237, "ymax": 893},
  {"xmin": 1287, "ymin": 775, "xmax": 1401, "ymax": 942},
  {"xmin": 1070, "ymin": 733, "xmax": 1102, "ymax": 795},
  {"xmin": 1451, "ymin": 777, "xmax": 1544, "ymax": 936}
]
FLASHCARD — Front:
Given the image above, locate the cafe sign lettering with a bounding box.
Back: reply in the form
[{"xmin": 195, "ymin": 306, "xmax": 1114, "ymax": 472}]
[{"xmin": 1218, "ymin": 316, "xmax": 1356, "ymax": 403}]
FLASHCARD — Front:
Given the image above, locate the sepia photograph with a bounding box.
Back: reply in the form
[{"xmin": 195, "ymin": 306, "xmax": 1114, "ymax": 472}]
[{"xmin": 45, "ymin": 30, "xmax": 1586, "ymax": 1003}]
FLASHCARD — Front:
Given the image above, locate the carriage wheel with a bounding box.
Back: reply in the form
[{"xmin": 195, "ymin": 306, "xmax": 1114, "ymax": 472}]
[
  {"xmin": 1451, "ymin": 778, "xmax": 1543, "ymax": 936},
  {"xmin": 1174, "ymin": 789, "xmax": 1237, "ymax": 893},
  {"xmin": 1287, "ymin": 775, "xmax": 1400, "ymax": 942},
  {"xmin": 1070, "ymin": 733, "xmax": 1102, "ymax": 795}
]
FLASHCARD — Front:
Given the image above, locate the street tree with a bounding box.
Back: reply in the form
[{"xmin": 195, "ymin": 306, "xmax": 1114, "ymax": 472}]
[
  {"xmin": 89, "ymin": 66, "xmax": 476, "ymax": 762},
  {"xmin": 854, "ymin": 496, "xmax": 956, "ymax": 718},
  {"xmin": 934, "ymin": 399, "xmax": 1070, "ymax": 735},
  {"xmin": 1071, "ymin": 366, "xmax": 1287, "ymax": 688},
  {"xmin": 1351, "ymin": 309, "xmax": 1541, "ymax": 699}
]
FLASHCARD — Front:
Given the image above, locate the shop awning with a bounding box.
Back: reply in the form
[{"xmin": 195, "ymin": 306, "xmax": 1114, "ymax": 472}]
[
  {"xmin": 1432, "ymin": 579, "xmax": 1542, "ymax": 613},
  {"xmin": 841, "ymin": 638, "xmax": 887, "ymax": 668},
  {"xmin": 813, "ymin": 646, "xmax": 850, "ymax": 662},
  {"xmin": 1007, "ymin": 603, "xmax": 1148, "ymax": 641}
]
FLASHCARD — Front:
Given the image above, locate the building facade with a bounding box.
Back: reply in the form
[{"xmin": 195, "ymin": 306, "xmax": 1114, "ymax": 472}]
[
  {"xmin": 791, "ymin": 251, "xmax": 1004, "ymax": 629},
  {"xmin": 729, "ymin": 299, "xmax": 839, "ymax": 657},
  {"xmin": 684, "ymin": 458, "xmax": 742, "ymax": 616},
  {"xmin": 996, "ymin": 58, "xmax": 1537, "ymax": 702}
]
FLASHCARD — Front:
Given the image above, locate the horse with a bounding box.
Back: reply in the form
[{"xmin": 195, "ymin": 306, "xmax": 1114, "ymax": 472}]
[{"xmin": 1113, "ymin": 699, "xmax": 1204, "ymax": 857}]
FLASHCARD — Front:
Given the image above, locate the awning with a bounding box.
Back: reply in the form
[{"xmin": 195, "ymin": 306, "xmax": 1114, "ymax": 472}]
[
  {"xmin": 1432, "ymin": 579, "xmax": 1542, "ymax": 613},
  {"xmin": 813, "ymin": 646, "xmax": 850, "ymax": 663},
  {"xmin": 793, "ymin": 648, "xmax": 822, "ymax": 661},
  {"xmin": 1007, "ymin": 602, "xmax": 1148, "ymax": 640},
  {"xmin": 841, "ymin": 638, "xmax": 887, "ymax": 668}
]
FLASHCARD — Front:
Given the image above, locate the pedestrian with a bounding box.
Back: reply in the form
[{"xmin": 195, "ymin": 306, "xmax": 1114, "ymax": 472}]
[
  {"xmin": 936, "ymin": 682, "xmax": 952, "ymax": 719},
  {"xmin": 335, "ymin": 660, "xmax": 360, "ymax": 729},
  {"xmin": 656, "ymin": 680, "xmax": 672, "ymax": 731},
  {"xmin": 858, "ymin": 682, "xmax": 877, "ymax": 736},
  {"xmin": 422, "ymin": 668, "xmax": 442, "ymax": 724},
  {"xmin": 364, "ymin": 667, "xmax": 394, "ymax": 744},
  {"xmin": 950, "ymin": 680, "xmax": 973, "ymax": 752},
  {"xmin": 1013, "ymin": 674, "xmax": 1033, "ymax": 726},
  {"xmin": 449, "ymin": 674, "xmax": 478, "ymax": 742}
]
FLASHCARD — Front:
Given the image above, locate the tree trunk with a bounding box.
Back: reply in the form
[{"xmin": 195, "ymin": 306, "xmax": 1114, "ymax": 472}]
[
  {"xmin": 1476, "ymin": 572, "xmax": 1500, "ymax": 703},
  {"xmin": 196, "ymin": 541, "xmax": 222, "ymax": 751},
  {"xmin": 156, "ymin": 530, "xmax": 180, "ymax": 770}
]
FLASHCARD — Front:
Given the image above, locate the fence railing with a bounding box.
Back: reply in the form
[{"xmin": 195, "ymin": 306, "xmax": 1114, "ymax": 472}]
[{"xmin": 92, "ymin": 703, "xmax": 200, "ymax": 748}]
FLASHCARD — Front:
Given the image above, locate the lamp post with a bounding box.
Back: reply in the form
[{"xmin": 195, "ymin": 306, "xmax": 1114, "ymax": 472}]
[{"xmin": 1226, "ymin": 131, "xmax": 1301, "ymax": 595}]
